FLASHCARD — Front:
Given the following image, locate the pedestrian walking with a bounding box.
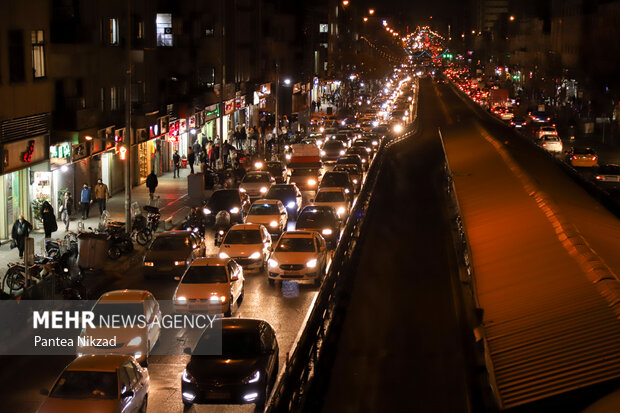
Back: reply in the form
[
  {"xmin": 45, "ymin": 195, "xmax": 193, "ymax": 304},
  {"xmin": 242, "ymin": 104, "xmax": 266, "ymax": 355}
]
[
  {"xmin": 146, "ymin": 171, "xmax": 158, "ymax": 200},
  {"xmin": 11, "ymin": 216, "xmax": 33, "ymax": 258},
  {"xmin": 173, "ymin": 150, "xmax": 181, "ymax": 178},
  {"xmin": 40, "ymin": 201, "xmax": 57, "ymax": 238},
  {"xmin": 239, "ymin": 125, "xmax": 247, "ymax": 151},
  {"xmin": 94, "ymin": 179, "xmax": 109, "ymax": 215},
  {"xmin": 187, "ymin": 148, "xmax": 196, "ymax": 174},
  {"xmin": 60, "ymin": 191, "xmax": 73, "ymax": 231},
  {"xmin": 213, "ymin": 142, "xmax": 221, "ymax": 169},
  {"xmin": 79, "ymin": 183, "xmax": 93, "ymax": 219},
  {"xmin": 192, "ymin": 140, "xmax": 202, "ymax": 160},
  {"xmin": 311, "ymin": 100, "xmax": 317, "ymax": 112}
]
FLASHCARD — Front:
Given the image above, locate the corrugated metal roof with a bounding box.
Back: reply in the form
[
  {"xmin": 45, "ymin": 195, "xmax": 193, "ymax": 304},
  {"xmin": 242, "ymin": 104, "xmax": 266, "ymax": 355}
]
[{"xmin": 445, "ymin": 126, "xmax": 620, "ymax": 409}]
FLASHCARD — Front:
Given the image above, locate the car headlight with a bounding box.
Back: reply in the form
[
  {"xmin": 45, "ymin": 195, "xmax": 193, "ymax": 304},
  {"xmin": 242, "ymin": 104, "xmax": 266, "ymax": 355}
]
[
  {"xmin": 285, "ymin": 153, "xmax": 292, "ymax": 160},
  {"xmin": 319, "ymin": 127, "xmax": 325, "ymax": 132},
  {"xmin": 269, "ymin": 221, "xmax": 278, "ymax": 228},
  {"xmin": 239, "ymin": 187, "xmax": 246, "ymax": 193},
  {"xmin": 337, "ymin": 207, "xmax": 345, "ymax": 216},
  {"xmin": 254, "ymin": 161, "xmax": 264, "ymax": 169},
  {"xmin": 317, "ymin": 140, "xmax": 323, "ymax": 146},
  {"xmin": 144, "ymin": 261, "xmax": 154, "ymax": 267},
  {"xmin": 243, "ymin": 370, "xmax": 261, "ymax": 384},
  {"xmin": 260, "ymin": 187, "xmax": 268, "ymax": 193},
  {"xmin": 174, "ymin": 261, "xmax": 185, "ymax": 266},
  {"xmin": 306, "ymin": 259, "xmax": 318, "ymax": 268},
  {"xmin": 393, "ymin": 124, "xmax": 403, "ymax": 133},
  {"xmin": 128, "ymin": 336, "xmax": 142, "ymax": 346},
  {"xmin": 286, "ymin": 201, "xmax": 296, "ymax": 208},
  {"xmin": 344, "ymin": 188, "xmax": 350, "ymax": 194},
  {"xmin": 372, "ymin": 141, "xmax": 378, "ymax": 146},
  {"xmin": 320, "ymin": 150, "xmax": 326, "ymax": 156},
  {"xmin": 361, "ymin": 158, "xmax": 366, "ymax": 163},
  {"xmin": 365, "ymin": 147, "xmax": 371, "ymax": 153},
  {"xmin": 268, "ymin": 259, "xmax": 278, "ymax": 268},
  {"xmin": 339, "ymin": 150, "xmax": 345, "ymax": 155},
  {"xmin": 307, "ymin": 179, "xmax": 317, "ymax": 186},
  {"xmin": 249, "ymin": 251, "xmax": 261, "ymax": 260},
  {"xmin": 230, "ymin": 207, "xmax": 240, "ymax": 214},
  {"xmin": 176, "ymin": 296, "xmax": 187, "ymax": 304},
  {"xmin": 352, "ymin": 179, "xmax": 358, "ymax": 184},
  {"xmin": 219, "ymin": 252, "xmax": 230, "ymax": 259},
  {"xmin": 203, "ymin": 208, "xmax": 211, "ymax": 215},
  {"xmin": 182, "ymin": 369, "xmax": 195, "ymax": 383},
  {"xmin": 322, "ymin": 228, "xmax": 333, "ymax": 236}
]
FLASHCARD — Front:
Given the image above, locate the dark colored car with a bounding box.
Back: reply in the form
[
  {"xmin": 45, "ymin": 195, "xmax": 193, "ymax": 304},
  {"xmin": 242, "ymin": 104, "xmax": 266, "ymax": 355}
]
[
  {"xmin": 143, "ymin": 231, "xmax": 205, "ymax": 278},
  {"xmin": 181, "ymin": 318, "xmax": 279, "ymax": 409},
  {"xmin": 319, "ymin": 171, "xmax": 354, "ymax": 200},
  {"xmin": 595, "ymin": 164, "xmax": 620, "ymax": 189},
  {"xmin": 346, "ymin": 146, "xmax": 370, "ymax": 169},
  {"xmin": 265, "ymin": 161, "xmax": 288, "ymax": 184},
  {"xmin": 333, "ymin": 164, "xmax": 362, "ymax": 193},
  {"xmin": 295, "ymin": 205, "xmax": 341, "ymax": 247},
  {"xmin": 357, "ymin": 135, "xmax": 379, "ymax": 153},
  {"xmin": 203, "ymin": 189, "xmax": 251, "ymax": 225},
  {"xmin": 321, "ymin": 140, "xmax": 347, "ymax": 163},
  {"xmin": 336, "ymin": 154, "xmax": 364, "ymax": 175},
  {"xmin": 510, "ymin": 116, "xmax": 528, "ymax": 129},
  {"xmin": 288, "ymin": 168, "xmax": 321, "ymax": 192},
  {"xmin": 265, "ymin": 184, "xmax": 303, "ymax": 218}
]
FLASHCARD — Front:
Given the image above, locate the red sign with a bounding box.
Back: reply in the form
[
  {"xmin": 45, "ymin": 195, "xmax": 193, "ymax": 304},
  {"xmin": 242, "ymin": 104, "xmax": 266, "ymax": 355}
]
[
  {"xmin": 225, "ymin": 99, "xmax": 235, "ymax": 115},
  {"xmin": 169, "ymin": 121, "xmax": 179, "ymax": 136},
  {"xmin": 22, "ymin": 140, "xmax": 35, "ymax": 163}
]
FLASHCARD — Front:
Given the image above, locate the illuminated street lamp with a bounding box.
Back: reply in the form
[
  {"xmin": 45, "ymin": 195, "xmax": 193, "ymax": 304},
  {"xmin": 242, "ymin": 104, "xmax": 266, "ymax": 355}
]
[
  {"xmin": 342, "ymin": 0, "xmax": 349, "ymax": 6},
  {"xmin": 509, "ymin": 15, "xmax": 515, "ymax": 21},
  {"xmin": 363, "ymin": 16, "xmax": 368, "ymax": 22},
  {"xmin": 369, "ymin": 8, "xmax": 375, "ymax": 15},
  {"xmin": 283, "ymin": 78, "xmax": 292, "ymax": 86},
  {"xmin": 382, "ymin": 20, "xmax": 387, "ymax": 26}
]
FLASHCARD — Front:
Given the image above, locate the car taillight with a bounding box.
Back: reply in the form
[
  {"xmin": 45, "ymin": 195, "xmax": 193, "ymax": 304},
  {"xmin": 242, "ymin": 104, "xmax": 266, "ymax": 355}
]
[
  {"xmin": 593, "ymin": 156, "xmax": 598, "ymax": 160},
  {"xmin": 572, "ymin": 156, "xmax": 578, "ymax": 160},
  {"xmin": 596, "ymin": 175, "xmax": 603, "ymax": 180}
]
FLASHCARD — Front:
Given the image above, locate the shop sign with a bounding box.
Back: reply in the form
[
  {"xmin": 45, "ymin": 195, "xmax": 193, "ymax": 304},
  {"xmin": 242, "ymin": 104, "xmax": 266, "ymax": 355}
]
[
  {"xmin": 259, "ymin": 83, "xmax": 271, "ymax": 95},
  {"xmin": 149, "ymin": 123, "xmax": 160, "ymax": 138},
  {"xmin": 205, "ymin": 105, "xmax": 219, "ymax": 121},
  {"xmin": 225, "ymin": 99, "xmax": 235, "ymax": 115},
  {"xmin": 169, "ymin": 120, "xmax": 179, "ymax": 137},
  {"xmin": 159, "ymin": 116, "xmax": 169, "ymax": 134},
  {"xmin": 50, "ymin": 142, "xmax": 71, "ymax": 168},
  {"xmin": 293, "ymin": 83, "xmax": 301, "ymax": 94},
  {"xmin": 179, "ymin": 119, "xmax": 187, "ymax": 134},
  {"xmin": 189, "ymin": 116, "xmax": 196, "ymax": 129},
  {"xmin": 2, "ymin": 135, "xmax": 49, "ymax": 174},
  {"xmin": 71, "ymin": 142, "xmax": 90, "ymax": 162},
  {"xmin": 235, "ymin": 96, "xmax": 246, "ymax": 110}
]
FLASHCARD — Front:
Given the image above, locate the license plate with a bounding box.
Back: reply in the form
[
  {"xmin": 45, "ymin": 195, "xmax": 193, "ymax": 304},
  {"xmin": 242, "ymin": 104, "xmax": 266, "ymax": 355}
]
[
  {"xmin": 284, "ymin": 272, "xmax": 301, "ymax": 277},
  {"xmin": 159, "ymin": 266, "xmax": 172, "ymax": 272},
  {"xmin": 206, "ymin": 391, "xmax": 229, "ymax": 399}
]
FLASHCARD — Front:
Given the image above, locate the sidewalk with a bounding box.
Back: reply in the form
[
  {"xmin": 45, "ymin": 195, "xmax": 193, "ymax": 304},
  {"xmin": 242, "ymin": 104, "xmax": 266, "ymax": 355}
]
[{"xmin": 0, "ymin": 166, "xmax": 195, "ymax": 275}]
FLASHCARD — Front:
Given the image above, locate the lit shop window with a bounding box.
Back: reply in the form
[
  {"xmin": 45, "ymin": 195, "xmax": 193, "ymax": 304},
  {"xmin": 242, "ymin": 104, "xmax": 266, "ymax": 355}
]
[{"xmin": 156, "ymin": 13, "xmax": 173, "ymax": 47}]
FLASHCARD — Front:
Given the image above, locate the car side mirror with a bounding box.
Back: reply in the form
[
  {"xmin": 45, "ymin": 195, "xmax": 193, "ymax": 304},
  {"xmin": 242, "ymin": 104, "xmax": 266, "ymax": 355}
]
[
  {"xmin": 174, "ymin": 276, "xmax": 181, "ymax": 281},
  {"xmin": 121, "ymin": 389, "xmax": 134, "ymax": 399},
  {"xmin": 183, "ymin": 347, "xmax": 192, "ymax": 355},
  {"xmin": 39, "ymin": 388, "xmax": 48, "ymax": 396}
]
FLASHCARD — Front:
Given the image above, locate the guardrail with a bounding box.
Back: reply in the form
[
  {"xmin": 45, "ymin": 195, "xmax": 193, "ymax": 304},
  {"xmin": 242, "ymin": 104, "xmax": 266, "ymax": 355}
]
[{"xmin": 266, "ymin": 79, "xmax": 420, "ymax": 412}]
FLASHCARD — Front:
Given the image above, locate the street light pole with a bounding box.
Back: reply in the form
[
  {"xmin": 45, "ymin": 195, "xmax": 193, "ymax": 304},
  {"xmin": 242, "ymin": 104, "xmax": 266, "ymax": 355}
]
[
  {"xmin": 125, "ymin": 0, "xmax": 132, "ymax": 231},
  {"xmin": 275, "ymin": 62, "xmax": 279, "ymax": 156},
  {"xmin": 219, "ymin": 0, "xmax": 226, "ymax": 169}
]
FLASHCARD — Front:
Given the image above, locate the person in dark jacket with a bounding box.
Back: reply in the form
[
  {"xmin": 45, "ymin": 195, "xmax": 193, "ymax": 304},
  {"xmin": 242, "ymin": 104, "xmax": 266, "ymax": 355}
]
[
  {"xmin": 79, "ymin": 183, "xmax": 93, "ymax": 219},
  {"xmin": 146, "ymin": 171, "xmax": 158, "ymax": 200},
  {"xmin": 40, "ymin": 201, "xmax": 57, "ymax": 238},
  {"xmin": 187, "ymin": 148, "xmax": 195, "ymax": 174},
  {"xmin": 60, "ymin": 192, "xmax": 73, "ymax": 231},
  {"xmin": 11, "ymin": 216, "xmax": 33, "ymax": 258}
]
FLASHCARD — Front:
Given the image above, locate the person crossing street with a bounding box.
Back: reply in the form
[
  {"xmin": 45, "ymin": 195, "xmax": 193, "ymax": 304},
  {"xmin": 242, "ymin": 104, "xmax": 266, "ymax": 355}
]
[{"xmin": 94, "ymin": 179, "xmax": 109, "ymax": 216}]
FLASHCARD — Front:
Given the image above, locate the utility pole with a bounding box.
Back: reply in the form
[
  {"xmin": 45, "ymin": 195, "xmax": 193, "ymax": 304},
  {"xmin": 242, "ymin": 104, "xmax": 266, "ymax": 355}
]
[
  {"xmin": 275, "ymin": 62, "xmax": 279, "ymax": 156},
  {"xmin": 219, "ymin": 0, "xmax": 226, "ymax": 169},
  {"xmin": 124, "ymin": 0, "xmax": 132, "ymax": 231}
]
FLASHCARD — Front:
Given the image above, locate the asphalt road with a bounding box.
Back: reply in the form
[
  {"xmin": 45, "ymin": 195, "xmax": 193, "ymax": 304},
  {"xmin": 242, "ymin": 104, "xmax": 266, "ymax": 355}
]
[
  {"xmin": 0, "ymin": 186, "xmax": 344, "ymax": 413},
  {"xmin": 319, "ymin": 77, "xmax": 473, "ymax": 412}
]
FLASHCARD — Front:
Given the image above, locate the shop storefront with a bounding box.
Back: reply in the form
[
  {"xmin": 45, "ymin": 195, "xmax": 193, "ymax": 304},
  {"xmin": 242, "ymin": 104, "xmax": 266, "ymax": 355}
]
[
  {"xmin": 49, "ymin": 142, "xmax": 72, "ymax": 214},
  {"xmin": 0, "ymin": 135, "xmax": 50, "ymax": 238}
]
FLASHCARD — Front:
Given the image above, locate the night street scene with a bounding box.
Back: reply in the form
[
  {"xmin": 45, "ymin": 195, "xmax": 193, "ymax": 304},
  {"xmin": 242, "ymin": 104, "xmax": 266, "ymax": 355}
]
[{"xmin": 2, "ymin": 0, "xmax": 620, "ymax": 412}]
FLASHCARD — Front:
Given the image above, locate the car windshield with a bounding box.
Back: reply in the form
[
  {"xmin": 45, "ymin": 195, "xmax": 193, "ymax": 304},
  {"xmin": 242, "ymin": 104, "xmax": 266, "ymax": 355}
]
[
  {"xmin": 316, "ymin": 191, "xmax": 345, "ymax": 202},
  {"xmin": 266, "ymin": 187, "xmax": 296, "ymax": 199},
  {"xmin": 276, "ymin": 237, "xmax": 316, "ymax": 252},
  {"xmin": 182, "ymin": 265, "xmax": 228, "ymax": 284},
  {"xmin": 575, "ymin": 148, "xmax": 595, "ymax": 155},
  {"xmin": 322, "ymin": 174, "xmax": 348, "ymax": 187},
  {"xmin": 324, "ymin": 141, "xmax": 345, "ymax": 150},
  {"xmin": 150, "ymin": 236, "xmax": 191, "ymax": 251},
  {"xmin": 297, "ymin": 209, "xmax": 334, "ymax": 227},
  {"xmin": 544, "ymin": 136, "xmax": 560, "ymax": 142},
  {"xmin": 91, "ymin": 303, "xmax": 144, "ymax": 326},
  {"xmin": 334, "ymin": 166, "xmax": 357, "ymax": 175},
  {"xmin": 223, "ymin": 230, "xmax": 262, "ymax": 244},
  {"xmin": 208, "ymin": 191, "xmax": 239, "ymax": 210},
  {"xmin": 49, "ymin": 371, "xmax": 117, "ymax": 400},
  {"xmin": 337, "ymin": 156, "xmax": 359, "ymax": 164},
  {"xmin": 243, "ymin": 173, "xmax": 270, "ymax": 183},
  {"xmin": 290, "ymin": 170, "xmax": 317, "ymax": 178},
  {"xmin": 249, "ymin": 203, "xmax": 279, "ymax": 215},
  {"xmin": 194, "ymin": 330, "xmax": 260, "ymax": 358}
]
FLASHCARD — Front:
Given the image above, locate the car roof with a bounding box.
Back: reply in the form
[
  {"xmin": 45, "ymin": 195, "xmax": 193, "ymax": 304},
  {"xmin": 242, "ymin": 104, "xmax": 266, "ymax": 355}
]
[
  {"xmin": 67, "ymin": 355, "xmax": 133, "ymax": 372},
  {"xmin": 280, "ymin": 230, "xmax": 315, "ymax": 239},
  {"xmin": 317, "ymin": 187, "xmax": 346, "ymax": 193},
  {"xmin": 98, "ymin": 289, "xmax": 151, "ymax": 302},
  {"xmin": 300, "ymin": 205, "xmax": 336, "ymax": 213},
  {"xmin": 190, "ymin": 256, "xmax": 230, "ymax": 267},
  {"xmin": 228, "ymin": 223, "xmax": 263, "ymax": 231},
  {"xmin": 251, "ymin": 198, "xmax": 280, "ymax": 206}
]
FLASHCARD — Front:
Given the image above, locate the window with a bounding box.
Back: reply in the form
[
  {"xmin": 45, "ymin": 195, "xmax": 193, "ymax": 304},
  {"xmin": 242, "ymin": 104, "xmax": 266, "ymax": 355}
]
[
  {"xmin": 156, "ymin": 13, "xmax": 173, "ymax": 47},
  {"xmin": 108, "ymin": 18, "xmax": 119, "ymax": 45},
  {"xmin": 110, "ymin": 86, "xmax": 119, "ymax": 111},
  {"xmin": 8, "ymin": 30, "xmax": 25, "ymax": 83},
  {"xmin": 31, "ymin": 30, "xmax": 46, "ymax": 79},
  {"xmin": 137, "ymin": 21, "xmax": 144, "ymax": 39},
  {"xmin": 100, "ymin": 87, "xmax": 105, "ymax": 111},
  {"xmin": 319, "ymin": 23, "xmax": 328, "ymax": 33}
]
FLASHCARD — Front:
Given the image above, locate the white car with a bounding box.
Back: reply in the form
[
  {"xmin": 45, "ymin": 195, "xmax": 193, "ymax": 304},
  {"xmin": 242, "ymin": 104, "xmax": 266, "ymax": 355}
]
[
  {"xmin": 38, "ymin": 355, "xmax": 149, "ymax": 413},
  {"xmin": 77, "ymin": 290, "xmax": 161, "ymax": 365},
  {"xmin": 312, "ymin": 187, "xmax": 350, "ymax": 220},
  {"xmin": 245, "ymin": 199, "xmax": 288, "ymax": 235},
  {"xmin": 173, "ymin": 257, "xmax": 244, "ymax": 317},
  {"xmin": 540, "ymin": 136, "xmax": 563, "ymax": 154},
  {"xmin": 537, "ymin": 126, "xmax": 558, "ymax": 140},
  {"xmin": 239, "ymin": 171, "xmax": 275, "ymax": 199},
  {"xmin": 267, "ymin": 231, "xmax": 329, "ymax": 286},
  {"xmin": 218, "ymin": 224, "xmax": 272, "ymax": 272},
  {"xmin": 500, "ymin": 110, "xmax": 514, "ymax": 121}
]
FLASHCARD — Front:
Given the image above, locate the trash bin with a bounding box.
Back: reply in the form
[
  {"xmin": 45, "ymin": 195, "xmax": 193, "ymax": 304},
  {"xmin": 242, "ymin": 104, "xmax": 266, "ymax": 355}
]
[
  {"xmin": 78, "ymin": 233, "xmax": 109, "ymax": 271},
  {"xmin": 182, "ymin": 158, "xmax": 188, "ymax": 168}
]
